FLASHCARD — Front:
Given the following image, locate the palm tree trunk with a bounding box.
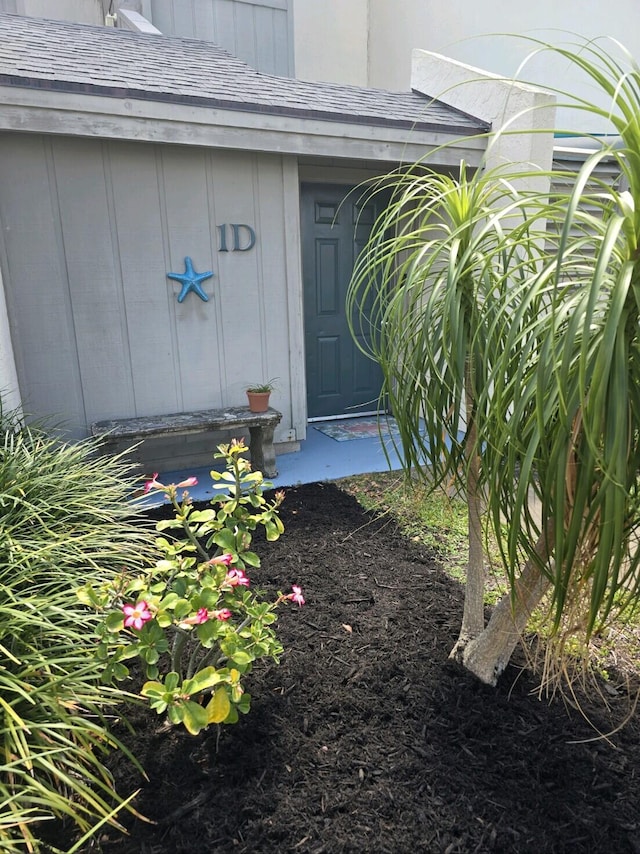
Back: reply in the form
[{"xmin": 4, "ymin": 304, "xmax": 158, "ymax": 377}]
[
  {"xmin": 461, "ymin": 528, "xmax": 552, "ymax": 685},
  {"xmin": 449, "ymin": 379, "xmax": 486, "ymax": 661}
]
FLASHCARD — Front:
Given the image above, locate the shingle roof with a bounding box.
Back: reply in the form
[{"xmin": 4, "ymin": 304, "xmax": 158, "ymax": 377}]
[{"xmin": 0, "ymin": 13, "xmax": 489, "ymax": 135}]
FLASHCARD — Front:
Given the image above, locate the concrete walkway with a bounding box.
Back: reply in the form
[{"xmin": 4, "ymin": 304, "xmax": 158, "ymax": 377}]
[{"xmin": 156, "ymin": 419, "xmax": 405, "ymax": 503}]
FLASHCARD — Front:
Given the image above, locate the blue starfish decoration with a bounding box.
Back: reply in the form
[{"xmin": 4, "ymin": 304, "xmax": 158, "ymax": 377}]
[{"xmin": 167, "ymin": 257, "xmax": 213, "ymax": 303}]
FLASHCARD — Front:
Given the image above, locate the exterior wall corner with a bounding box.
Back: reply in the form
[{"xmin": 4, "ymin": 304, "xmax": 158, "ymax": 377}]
[
  {"xmin": 0, "ymin": 264, "xmax": 22, "ymax": 415},
  {"xmin": 410, "ymin": 49, "xmax": 557, "ymax": 188}
]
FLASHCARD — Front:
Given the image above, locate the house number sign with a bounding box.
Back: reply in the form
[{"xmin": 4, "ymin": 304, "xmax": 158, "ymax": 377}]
[
  {"xmin": 217, "ymin": 223, "xmax": 256, "ymax": 252},
  {"xmin": 166, "ymin": 223, "xmax": 256, "ymax": 303}
]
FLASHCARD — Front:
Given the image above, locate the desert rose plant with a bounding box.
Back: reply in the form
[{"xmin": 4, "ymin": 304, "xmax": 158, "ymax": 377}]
[{"xmin": 80, "ymin": 440, "xmax": 304, "ymax": 736}]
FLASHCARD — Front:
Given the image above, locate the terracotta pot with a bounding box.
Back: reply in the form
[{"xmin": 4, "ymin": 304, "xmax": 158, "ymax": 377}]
[{"xmin": 246, "ymin": 391, "xmax": 271, "ymax": 413}]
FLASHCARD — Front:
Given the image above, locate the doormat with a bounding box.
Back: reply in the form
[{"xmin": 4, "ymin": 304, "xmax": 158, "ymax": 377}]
[{"xmin": 313, "ymin": 417, "xmax": 400, "ymax": 442}]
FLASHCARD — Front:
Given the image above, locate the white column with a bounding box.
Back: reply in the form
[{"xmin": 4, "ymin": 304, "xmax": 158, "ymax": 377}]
[
  {"xmin": 116, "ymin": 8, "xmax": 162, "ymax": 34},
  {"xmin": 411, "ymin": 50, "xmax": 557, "ymax": 190}
]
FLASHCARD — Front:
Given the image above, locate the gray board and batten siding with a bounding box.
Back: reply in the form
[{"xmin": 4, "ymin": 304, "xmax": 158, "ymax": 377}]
[
  {"xmin": 0, "ymin": 133, "xmax": 301, "ymax": 469},
  {"xmin": 141, "ymin": 0, "xmax": 294, "ymax": 77},
  {"xmin": 0, "ymin": 0, "xmax": 292, "ymax": 74},
  {"xmin": 0, "ymin": 13, "xmax": 489, "ymax": 470},
  {"xmin": 0, "ymin": 1, "xmax": 104, "ymax": 25}
]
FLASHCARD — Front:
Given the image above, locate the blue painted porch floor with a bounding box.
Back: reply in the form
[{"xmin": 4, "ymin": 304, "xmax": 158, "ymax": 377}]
[{"xmin": 156, "ymin": 419, "xmax": 405, "ymax": 504}]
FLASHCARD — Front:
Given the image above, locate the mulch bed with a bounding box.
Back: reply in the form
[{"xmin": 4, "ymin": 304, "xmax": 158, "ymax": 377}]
[{"xmin": 80, "ymin": 482, "xmax": 639, "ymax": 854}]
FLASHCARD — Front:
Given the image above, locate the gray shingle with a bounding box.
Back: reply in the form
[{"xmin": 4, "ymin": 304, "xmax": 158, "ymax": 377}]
[{"xmin": 0, "ymin": 13, "xmax": 489, "ymax": 134}]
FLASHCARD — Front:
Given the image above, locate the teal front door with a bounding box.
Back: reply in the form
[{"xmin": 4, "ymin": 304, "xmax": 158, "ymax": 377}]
[{"xmin": 301, "ymin": 183, "xmax": 385, "ymax": 420}]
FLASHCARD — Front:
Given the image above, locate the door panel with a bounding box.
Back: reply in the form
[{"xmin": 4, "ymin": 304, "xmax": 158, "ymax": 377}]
[{"xmin": 302, "ymin": 184, "xmax": 384, "ymax": 419}]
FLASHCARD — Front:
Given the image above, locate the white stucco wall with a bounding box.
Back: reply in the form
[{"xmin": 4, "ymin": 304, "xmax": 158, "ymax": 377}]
[
  {"xmin": 412, "ymin": 50, "xmax": 556, "ymax": 189},
  {"xmin": 292, "ymin": 0, "xmax": 369, "ymax": 85},
  {"xmin": 366, "ymin": 0, "xmax": 639, "ymax": 134},
  {"xmin": 292, "ymin": 0, "xmax": 638, "ymax": 134}
]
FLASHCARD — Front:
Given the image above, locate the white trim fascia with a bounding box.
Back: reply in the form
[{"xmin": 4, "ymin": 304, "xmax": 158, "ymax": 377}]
[
  {"xmin": 282, "ymin": 157, "xmax": 307, "ymax": 441},
  {"xmin": 0, "ymin": 86, "xmax": 488, "ymax": 166}
]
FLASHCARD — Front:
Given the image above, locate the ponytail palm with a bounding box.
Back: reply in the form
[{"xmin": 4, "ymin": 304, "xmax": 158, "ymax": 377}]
[
  {"xmin": 475, "ymin": 39, "xmax": 640, "ymax": 678},
  {"xmin": 349, "ymin": 36, "xmax": 640, "ymax": 685},
  {"xmin": 348, "ymin": 163, "xmax": 548, "ymax": 657}
]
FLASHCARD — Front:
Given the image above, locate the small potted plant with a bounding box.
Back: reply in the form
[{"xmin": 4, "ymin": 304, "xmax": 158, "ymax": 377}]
[{"xmin": 246, "ymin": 379, "xmax": 276, "ymax": 413}]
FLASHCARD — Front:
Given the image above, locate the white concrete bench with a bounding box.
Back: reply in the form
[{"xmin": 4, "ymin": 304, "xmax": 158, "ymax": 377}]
[{"xmin": 91, "ymin": 406, "xmax": 282, "ymax": 478}]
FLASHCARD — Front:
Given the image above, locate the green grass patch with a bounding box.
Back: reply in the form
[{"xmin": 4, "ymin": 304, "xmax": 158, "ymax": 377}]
[
  {"xmin": 338, "ymin": 470, "xmax": 640, "ymax": 685},
  {"xmin": 338, "ymin": 470, "xmax": 468, "ymax": 578}
]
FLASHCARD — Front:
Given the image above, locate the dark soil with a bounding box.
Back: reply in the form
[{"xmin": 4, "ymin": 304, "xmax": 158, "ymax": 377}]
[{"xmin": 87, "ymin": 483, "xmax": 640, "ymax": 854}]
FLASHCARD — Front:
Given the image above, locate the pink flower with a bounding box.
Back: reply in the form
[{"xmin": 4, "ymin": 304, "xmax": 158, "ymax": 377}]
[
  {"xmin": 122, "ymin": 600, "xmax": 153, "ymax": 630},
  {"xmin": 143, "ymin": 473, "xmax": 164, "ymax": 494},
  {"xmin": 288, "ymin": 585, "xmax": 305, "ymax": 607},
  {"xmin": 194, "ymin": 607, "xmax": 209, "ymax": 624},
  {"xmin": 224, "ymin": 568, "xmax": 250, "ymax": 588},
  {"xmin": 179, "ymin": 607, "xmax": 211, "ymax": 627},
  {"xmin": 213, "ymin": 608, "xmax": 232, "ymax": 621},
  {"xmin": 208, "ymin": 553, "xmax": 234, "ymax": 567},
  {"xmin": 176, "ymin": 476, "xmax": 198, "ymax": 488}
]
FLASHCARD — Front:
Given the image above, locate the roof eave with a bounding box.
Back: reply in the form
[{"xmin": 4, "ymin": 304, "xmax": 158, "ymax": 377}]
[
  {"xmin": 0, "ymin": 75, "xmax": 488, "ymax": 136},
  {"xmin": 0, "ymin": 84, "xmax": 489, "ymax": 167}
]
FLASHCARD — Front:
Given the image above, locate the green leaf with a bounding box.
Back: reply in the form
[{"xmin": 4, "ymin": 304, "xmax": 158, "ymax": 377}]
[
  {"xmin": 164, "ymin": 671, "xmax": 180, "ymax": 692},
  {"xmin": 167, "ymin": 705, "xmax": 182, "ymax": 725},
  {"xmin": 96, "ymin": 640, "xmax": 110, "ymax": 660},
  {"xmin": 210, "ymin": 470, "xmax": 237, "ymax": 482},
  {"xmin": 140, "ymin": 680, "xmax": 165, "ymax": 699},
  {"xmin": 213, "ymin": 529, "xmax": 236, "ymax": 552},
  {"xmin": 237, "ymin": 694, "xmax": 251, "ymax": 715},
  {"xmin": 206, "ymin": 687, "xmax": 231, "ymax": 724},
  {"xmin": 120, "ymin": 644, "xmax": 141, "ymax": 660},
  {"xmin": 105, "ymin": 611, "xmax": 125, "ymax": 632},
  {"xmin": 145, "ymin": 621, "xmax": 169, "ymax": 649},
  {"xmin": 264, "ymin": 520, "xmax": 282, "ymax": 541},
  {"xmin": 182, "ymin": 666, "xmax": 224, "ymax": 695},
  {"xmin": 142, "ymin": 646, "xmax": 159, "ymax": 665},
  {"xmin": 181, "ymin": 700, "xmax": 210, "ymax": 735},
  {"xmin": 111, "ymin": 661, "xmax": 129, "ymax": 681},
  {"xmin": 173, "ymin": 599, "xmax": 192, "ymax": 620},
  {"xmin": 230, "ymin": 649, "xmax": 253, "ymax": 666},
  {"xmin": 242, "ymin": 551, "xmax": 261, "ymax": 567},
  {"xmin": 75, "ymin": 583, "xmax": 101, "ymax": 607},
  {"xmin": 159, "ymin": 592, "xmax": 179, "ymax": 610},
  {"xmin": 197, "ymin": 587, "xmax": 222, "ymax": 609},
  {"xmin": 189, "ymin": 509, "xmax": 217, "ymax": 522},
  {"xmin": 156, "ymin": 519, "xmax": 183, "ymax": 531},
  {"xmin": 196, "ymin": 619, "xmax": 220, "ymax": 647},
  {"xmin": 156, "ymin": 611, "xmax": 172, "ymax": 628},
  {"xmin": 223, "ymin": 705, "xmax": 239, "ymax": 724},
  {"xmin": 173, "ymin": 578, "xmax": 187, "ymax": 597}
]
